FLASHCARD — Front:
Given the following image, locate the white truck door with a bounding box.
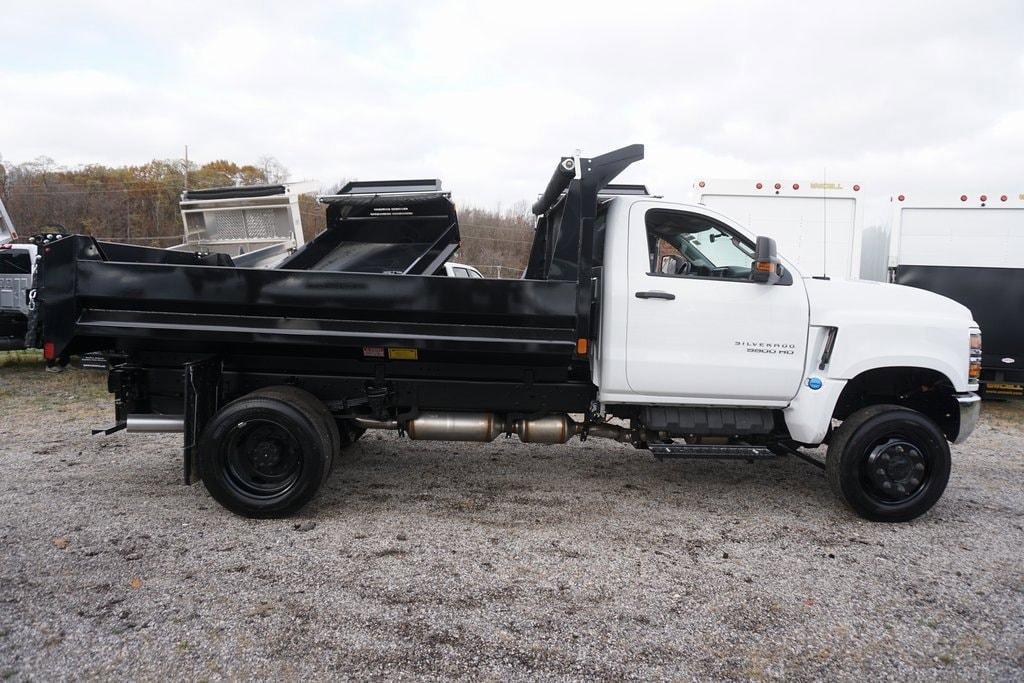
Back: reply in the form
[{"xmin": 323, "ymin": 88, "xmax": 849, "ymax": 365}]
[{"xmin": 625, "ymin": 202, "xmax": 810, "ymax": 404}]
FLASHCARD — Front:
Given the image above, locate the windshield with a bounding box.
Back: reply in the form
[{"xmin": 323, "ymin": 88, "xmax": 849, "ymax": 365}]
[
  {"xmin": 0, "ymin": 251, "xmax": 31, "ymax": 274},
  {"xmin": 679, "ymin": 230, "xmax": 754, "ymax": 268}
]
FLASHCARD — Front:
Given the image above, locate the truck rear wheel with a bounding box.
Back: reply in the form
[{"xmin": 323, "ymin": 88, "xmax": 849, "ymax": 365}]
[
  {"xmin": 247, "ymin": 386, "xmax": 340, "ymax": 474},
  {"xmin": 826, "ymin": 405, "xmax": 951, "ymax": 522},
  {"xmin": 198, "ymin": 391, "xmax": 334, "ymax": 517}
]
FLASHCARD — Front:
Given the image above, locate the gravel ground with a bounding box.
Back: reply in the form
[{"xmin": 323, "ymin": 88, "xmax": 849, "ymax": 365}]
[{"xmin": 1, "ymin": 357, "xmax": 1022, "ymax": 680}]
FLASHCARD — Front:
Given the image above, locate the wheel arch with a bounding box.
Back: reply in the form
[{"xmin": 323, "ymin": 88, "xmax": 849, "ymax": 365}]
[{"xmin": 831, "ymin": 365, "xmax": 961, "ymax": 441}]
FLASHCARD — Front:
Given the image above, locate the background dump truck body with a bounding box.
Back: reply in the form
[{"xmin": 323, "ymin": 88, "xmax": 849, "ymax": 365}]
[
  {"xmin": 175, "ymin": 181, "xmax": 313, "ymax": 268},
  {"xmin": 889, "ymin": 194, "xmax": 1024, "ymax": 397},
  {"xmin": 695, "ymin": 179, "xmax": 864, "ymax": 280}
]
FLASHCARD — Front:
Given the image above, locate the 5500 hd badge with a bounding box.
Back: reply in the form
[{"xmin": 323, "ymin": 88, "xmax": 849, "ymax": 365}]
[{"xmin": 735, "ymin": 341, "xmax": 797, "ymax": 355}]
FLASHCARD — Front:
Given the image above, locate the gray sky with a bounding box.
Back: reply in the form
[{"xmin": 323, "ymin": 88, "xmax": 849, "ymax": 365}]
[{"xmin": 1, "ymin": 0, "xmax": 1021, "ymax": 223}]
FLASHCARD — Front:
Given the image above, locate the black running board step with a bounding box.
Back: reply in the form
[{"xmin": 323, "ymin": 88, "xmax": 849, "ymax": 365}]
[{"xmin": 649, "ymin": 444, "xmax": 776, "ymax": 460}]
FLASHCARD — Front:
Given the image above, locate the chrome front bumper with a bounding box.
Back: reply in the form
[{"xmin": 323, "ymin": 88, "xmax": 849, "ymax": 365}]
[{"xmin": 953, "ymin": 392, "xmax": 981, "ymax": 444}]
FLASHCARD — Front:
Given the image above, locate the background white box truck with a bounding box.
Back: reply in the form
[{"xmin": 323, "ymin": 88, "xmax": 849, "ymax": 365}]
[
  {"xmin": 889, "ymin": 191, "xmax": 1024, "ymax": 398},
  {"xmin": 694, "ymin": 179, "xmax": 864, "ymax": 280}
]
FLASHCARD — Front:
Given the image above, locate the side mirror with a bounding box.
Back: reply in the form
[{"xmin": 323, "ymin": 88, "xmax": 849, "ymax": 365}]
[{"xmin": 751, "ymin": 236, "xmax": 783, "ymax": 284}]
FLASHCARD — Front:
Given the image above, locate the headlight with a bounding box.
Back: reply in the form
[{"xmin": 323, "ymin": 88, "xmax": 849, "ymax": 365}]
[{"xmin": 969, "ymin": 331, "xmax": 982, "ymax": 382}]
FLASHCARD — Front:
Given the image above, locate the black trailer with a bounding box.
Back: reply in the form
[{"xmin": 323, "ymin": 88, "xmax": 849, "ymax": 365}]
[
  {"xmin": 893, "ymin": 265, "xmax": 1023, "ymax": 398},
  {"xmin": 889, "ymin": 195, "xmax": 1024, "ymax": 399},
  {"xmin": 36, "ymin": 146, "xmax": 648, "ymax": 516}
]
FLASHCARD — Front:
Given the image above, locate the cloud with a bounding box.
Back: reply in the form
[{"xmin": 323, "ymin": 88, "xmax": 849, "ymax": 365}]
[{"xmin": 0, "ymin": 0, "xmax": 1020, "ymax": 226}]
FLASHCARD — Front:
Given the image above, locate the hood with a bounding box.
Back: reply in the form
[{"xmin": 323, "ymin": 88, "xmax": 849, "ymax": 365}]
[{"xmin": 803, "ymin": 277, "xmax": 976, "ymax": 328}]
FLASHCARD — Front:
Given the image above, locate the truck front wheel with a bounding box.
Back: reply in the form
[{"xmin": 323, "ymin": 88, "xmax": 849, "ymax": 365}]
[
  {"xmin": 826, "ymin": 405, "xmax": 951, "ymax": 523},
  {"xmin": 198, "ymin": 391, "xmax": 334, "ymax": 517}
]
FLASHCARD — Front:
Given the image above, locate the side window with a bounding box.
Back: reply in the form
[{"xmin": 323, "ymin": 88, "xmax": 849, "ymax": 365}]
[{"xmin": 645, "ymin": 209, "xmax": 755, "ymax": 281}]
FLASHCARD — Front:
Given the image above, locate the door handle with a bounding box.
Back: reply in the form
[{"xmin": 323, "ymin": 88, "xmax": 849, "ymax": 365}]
[{"xmin": 634, "ymin": 290, "xmax": 675, "ymax": 300}]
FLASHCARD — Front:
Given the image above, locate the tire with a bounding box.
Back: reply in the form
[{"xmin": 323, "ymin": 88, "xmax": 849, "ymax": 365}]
[
  {"xmin": 247, "ymin": 386, "xmax": 340, "ymax": 477},
  {"xmin": 826, "ymin": 405, "xmax": 951, "ymax": 523},
  {"xmin": 197, "ymin": 391, "xmax": 333, "ymax": 517}
]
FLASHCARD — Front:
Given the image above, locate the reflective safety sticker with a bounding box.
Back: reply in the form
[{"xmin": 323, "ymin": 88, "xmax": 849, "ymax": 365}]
[{"xmin": 387, "ymin": 347, "xmax": 418, "ymax": 361}]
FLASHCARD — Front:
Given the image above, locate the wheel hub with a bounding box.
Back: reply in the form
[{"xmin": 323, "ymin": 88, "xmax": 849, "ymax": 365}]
[
  {"xmin": 866, "ymin": 438, "xmax": 926, "ymax": 501},
  {"xmin": 223, "ymin": 420, "xmax": 302, "ymax": 498},
  {"xmin": 251, "ymin": 440, "xmax": 282, "ymax": 470}
]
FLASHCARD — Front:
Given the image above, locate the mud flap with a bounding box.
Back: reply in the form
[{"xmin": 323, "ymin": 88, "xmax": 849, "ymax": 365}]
[{"xmin": 183, "ymin": 357, "xmax": 221, "ymax": 485}]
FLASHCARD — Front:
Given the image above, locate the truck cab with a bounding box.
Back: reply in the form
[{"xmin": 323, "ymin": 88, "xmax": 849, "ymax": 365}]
[
  {"xmin": 0, "ymin": 198, "xmax": 39, "ymax": 350},
  {"xmin": 443, "ymin": 262, "xmax": 484, "ymax": 278},
  {"xmin": 593, "ymin": 190, "xmax": 979, "ymax": 438}
]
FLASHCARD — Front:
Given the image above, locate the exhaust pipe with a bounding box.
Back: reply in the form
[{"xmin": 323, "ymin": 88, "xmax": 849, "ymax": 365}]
[
  {"xmin": 352, "ymin": 417, "xmax": 399, "ymax": 430},
  {"xmin": 124, "ymin": 411, "xmax": 639, "ymax": 442},
  {"xmin": 353, "ymin": 412, "xmax": 636, "ymax": 445},
  {"xmin": 584, "ymin": 422, "xmax": 636, "ymax": 443},
  {"xmin": 127, "ymin": 414, "xmax": 184, "ymax": 433}
]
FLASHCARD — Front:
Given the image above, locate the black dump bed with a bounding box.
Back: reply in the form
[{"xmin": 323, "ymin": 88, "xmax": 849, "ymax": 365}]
[
  {"xmin": 41, "ymin": 235, "xmax": 579, "ymax": 365},
  {"xmin": 38, "ymin": 145, "xmax": 644, "ymax": 384}
]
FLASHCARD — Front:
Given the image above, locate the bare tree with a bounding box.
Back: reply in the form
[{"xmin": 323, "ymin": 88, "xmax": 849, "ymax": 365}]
[{"xmin": 256, "ymin": 156, "xmax": 289, "ymax": 184}]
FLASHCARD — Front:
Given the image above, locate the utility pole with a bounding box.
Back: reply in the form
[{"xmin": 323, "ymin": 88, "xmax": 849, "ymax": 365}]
[{"xmin": 184, "ymin": 145, "xmax": 189, "ymax": 190}]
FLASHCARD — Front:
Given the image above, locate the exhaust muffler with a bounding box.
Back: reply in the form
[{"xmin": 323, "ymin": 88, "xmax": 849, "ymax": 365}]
[
  {"xmin": 354, "ymin": 412, "xmax": 634, "ymax": 445},
  {"xmin": 405, "ymin": 412, "xmax": 505, "ymax": 442}
]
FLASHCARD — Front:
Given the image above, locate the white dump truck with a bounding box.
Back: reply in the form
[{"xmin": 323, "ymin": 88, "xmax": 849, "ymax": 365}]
[{"xmin": 35, "ymin": 146, "xmax": 981, "ymax": 523}]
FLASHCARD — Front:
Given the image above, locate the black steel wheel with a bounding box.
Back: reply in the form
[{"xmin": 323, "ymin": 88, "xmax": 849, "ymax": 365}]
[
  {"xmin": 826, "ymin": 405, "xmax": 951, "ymax": 522},
  {"xmin": 198, "ymin": 392, "xmax": 333, "ymax": 517},
  {"xmin": 223, "ymin": 419, "xmax": 303, "ymax": 498},
  {"xmin": 247, "ymin": 386, "xmax": 340, "ymax": 476}
]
